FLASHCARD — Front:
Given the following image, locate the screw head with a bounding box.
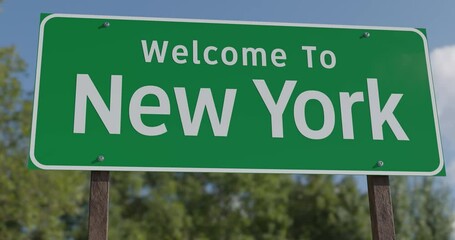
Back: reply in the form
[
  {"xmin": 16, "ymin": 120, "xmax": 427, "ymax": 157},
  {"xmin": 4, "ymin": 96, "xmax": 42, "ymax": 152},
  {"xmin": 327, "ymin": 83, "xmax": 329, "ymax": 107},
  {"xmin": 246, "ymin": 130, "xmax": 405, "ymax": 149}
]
[
  {"xmin": 102, "ymin": 22, "xmax": 110, "ymax": 28},
  {"xmin": 97, "ymin": 155, "xmax": 105, "ymax": 162},
  {"xmin": 362, "ymin": 32, "xmax": 370, "ymax": 38},
  {"xmin": 377, "ymin": 161, "xmax": 384, "ymax": 167}
]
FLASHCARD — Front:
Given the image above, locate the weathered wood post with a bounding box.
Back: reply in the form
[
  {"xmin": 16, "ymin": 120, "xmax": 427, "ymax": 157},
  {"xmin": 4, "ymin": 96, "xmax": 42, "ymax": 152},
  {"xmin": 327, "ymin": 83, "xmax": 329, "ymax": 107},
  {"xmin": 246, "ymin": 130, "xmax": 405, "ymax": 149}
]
[
  {"xmin": 367, "ymin": 175, "xmax": 396, "ymax": 240},
  {"xmin": 88, "ymin": 171, "xmax": 110, "ymax": 240}
]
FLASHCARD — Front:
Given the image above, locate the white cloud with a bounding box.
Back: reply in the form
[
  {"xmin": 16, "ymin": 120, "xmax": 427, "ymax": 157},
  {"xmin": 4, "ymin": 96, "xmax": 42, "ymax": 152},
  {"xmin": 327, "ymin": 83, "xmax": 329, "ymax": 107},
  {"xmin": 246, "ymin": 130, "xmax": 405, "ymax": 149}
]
[
  {"xmin": 431, "ymin": 46, "xmax": 455, "ymax": 145},
  {"xmin": 431, "ymin": 46, "xmax": 455, "ymax": 188},
  {"xmin": 447, "ymin": 161, "xmax": 455, "ymax": 185}
]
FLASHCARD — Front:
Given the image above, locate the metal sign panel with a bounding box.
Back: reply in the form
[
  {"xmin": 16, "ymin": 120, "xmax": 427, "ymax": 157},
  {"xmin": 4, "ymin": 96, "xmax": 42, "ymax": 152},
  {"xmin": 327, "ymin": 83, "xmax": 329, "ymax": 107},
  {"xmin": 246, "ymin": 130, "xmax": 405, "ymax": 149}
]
[{"xmin": 29, "ymin": 14, "xmax": 444, "ymax": 175}]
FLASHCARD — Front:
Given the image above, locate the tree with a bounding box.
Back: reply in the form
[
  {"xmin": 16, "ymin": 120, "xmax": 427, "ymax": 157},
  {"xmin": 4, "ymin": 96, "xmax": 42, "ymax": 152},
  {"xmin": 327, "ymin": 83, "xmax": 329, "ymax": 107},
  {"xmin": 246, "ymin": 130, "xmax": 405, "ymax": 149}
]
[
  {"xmin": 335, "ymin": 176, "xmax": 370, "ymax": 239},
  {"xmin": 391, "ymin": 176, "xmax": 414, "ymax": 239},
  {"xmin": 109, "ymin": 172, "xmax": 187, "ymax": 240},
  {"xmin": 105, "ymin": 172, "xmax": 293, "ymax": 240},
  {"xmin": 411, "ymin": 177, "xmax": 453, "ymax": 240},
  {"xmin": 391, "ymin": 176, "xmax": 454, "ymax": 240},
  {"xmin": 287, "ymin": 175, "xmax": 370, "ymax": 240},
  {"xmin": 0, "ymin": 46, "xmax": 88, "ymax": 239}
]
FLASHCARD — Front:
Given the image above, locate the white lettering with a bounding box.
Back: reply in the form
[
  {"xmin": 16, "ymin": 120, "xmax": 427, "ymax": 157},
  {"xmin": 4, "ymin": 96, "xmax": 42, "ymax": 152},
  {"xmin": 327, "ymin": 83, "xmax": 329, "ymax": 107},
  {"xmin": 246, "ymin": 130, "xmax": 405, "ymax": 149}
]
[
  {"xmin": 204, "ymin": 46, "xmax": 218, "ymax": 65},
  {"xmin": 367, "ymin": 78, "xmax": 409, "ymax": 140},
  {"xmin": 74, "ymin": 74, "xmax": 122, "ymax": 134},
  {"xmin": 242, "ymin": 48, "xmax": 267, "ymax": 66},
  {"xmin": 253, "ymin": 79, "xmax": 296, "ymax": 138},
  {"xmin": 340, "ymin": 92, "xmax": 364, "ymax": 139},
  {"xmin": 221, "ymin": 47, "xmax": 238, "ymax": 66},
  {"xmin": 271, "ymin": 49, "xmax": 286, "ymax": 67},
  {"xmin": 129, "ymin": 86, "xmax": 170, "ymax": 136},
  {"xmin": 172, "ymin": 45, "xmax": 188, "ymax": 64},
  {"xmin": 301, "ymin": 45, "xmax": 317, "ymax": 68},
  {"xmin": 320, "ymin": 50, "xmax": 336, "ymax": 69},
  {"xmin": 294, "ymin": 90, "xmax": 335, "ymax": 139},
  {"xmin": 141, "ymin": 40, "xmax": 168, "ymax": 63},
  {"xmin": 192, "ymin": 40, "xmax": 201, "ymax": 64},
  {"xmin": 174, "ymin": 88, "xmax": 237, "ymax": 136}
]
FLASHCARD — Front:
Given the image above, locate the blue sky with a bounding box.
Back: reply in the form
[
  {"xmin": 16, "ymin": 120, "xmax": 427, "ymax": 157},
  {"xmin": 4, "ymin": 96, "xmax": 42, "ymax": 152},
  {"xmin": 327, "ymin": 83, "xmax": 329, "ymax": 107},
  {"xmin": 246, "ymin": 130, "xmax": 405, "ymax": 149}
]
[
  {"xmin": 2, "ymin": 0, "xmax": 455, "ymax": 92},
  {"xmin": 1, "ymin": 1, "xmax": 455, "ymax": 190}
]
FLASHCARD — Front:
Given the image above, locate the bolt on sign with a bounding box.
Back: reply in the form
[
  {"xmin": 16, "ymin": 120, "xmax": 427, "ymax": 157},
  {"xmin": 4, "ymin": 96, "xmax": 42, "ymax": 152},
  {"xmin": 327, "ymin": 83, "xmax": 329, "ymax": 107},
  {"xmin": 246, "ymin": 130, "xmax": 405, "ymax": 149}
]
[{"xmin": 29, "ymin": 13, "xmax": 444, "ymax": 175}]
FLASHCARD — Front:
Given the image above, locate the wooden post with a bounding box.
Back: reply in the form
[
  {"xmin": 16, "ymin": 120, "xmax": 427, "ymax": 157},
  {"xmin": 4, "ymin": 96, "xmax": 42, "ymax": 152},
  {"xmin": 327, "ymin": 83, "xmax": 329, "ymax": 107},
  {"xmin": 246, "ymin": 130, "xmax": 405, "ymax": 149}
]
[
  {"xmin": 367, "ymin": 175, "xmax": 396, "ymax": 240},
  {"xmin": 88, "ymin": 171, "xmax": 110, "ymax": 240}
]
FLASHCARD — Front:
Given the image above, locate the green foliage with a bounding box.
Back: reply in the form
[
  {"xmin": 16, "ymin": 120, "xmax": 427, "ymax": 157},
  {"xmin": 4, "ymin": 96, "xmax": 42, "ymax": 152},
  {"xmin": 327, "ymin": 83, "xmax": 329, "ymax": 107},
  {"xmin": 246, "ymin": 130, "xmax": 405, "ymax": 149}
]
[
  {"xmin": 287, "ymin": 175, "xmax": 370, "ymax": 240},
  {"xmin": 0, "ymin": 46, "xmax": 88, "ymax": 239},
  {"xmin": 106, "ymin": 172, "xmax": 293, "ymax": 240},
  {"xmin": 392, "ymin": 177, "xmax": 454, "ymax": 240},
  {"xmin": 391, "ymin": 176, "xmax": 414, "ymax": 239},
  {"xmin": 0, "ymin": 38, "xmax": 452, "ymax": 240},
  {"xmin": 0, "ymin": 46, "xmax": 27, "ymax": 152}
]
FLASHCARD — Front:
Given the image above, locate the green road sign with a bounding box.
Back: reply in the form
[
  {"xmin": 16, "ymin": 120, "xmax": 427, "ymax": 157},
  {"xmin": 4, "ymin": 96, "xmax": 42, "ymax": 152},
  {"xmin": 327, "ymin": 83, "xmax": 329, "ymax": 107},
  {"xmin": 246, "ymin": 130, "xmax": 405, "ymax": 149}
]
[{"xmin": 29, "ymin": 13, "xmax": 444, "ymax": 175}]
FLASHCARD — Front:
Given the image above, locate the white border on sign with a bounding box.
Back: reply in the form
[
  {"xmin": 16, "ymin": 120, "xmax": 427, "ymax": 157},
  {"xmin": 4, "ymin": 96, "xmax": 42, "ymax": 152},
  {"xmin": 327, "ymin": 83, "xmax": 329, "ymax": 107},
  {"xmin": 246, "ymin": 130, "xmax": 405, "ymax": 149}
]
[{"xmin": 29, "ymin": 13, "xmax": 444, "ymax": 176}]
